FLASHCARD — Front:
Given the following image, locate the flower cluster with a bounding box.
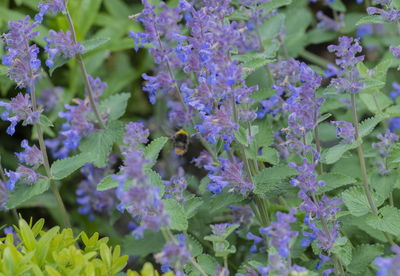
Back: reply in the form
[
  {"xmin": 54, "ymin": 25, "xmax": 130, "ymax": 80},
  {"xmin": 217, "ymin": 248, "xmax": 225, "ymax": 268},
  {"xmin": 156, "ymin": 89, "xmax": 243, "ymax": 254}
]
[
  {"xmin": 1, "ymin": 16, "xmax": 41, "ymax": 89},
  {"xmin": 374, "ymin": 245, "xmax": 400, "ymax": 276},
  {"xmin": 367, "ymin": 0, "xmax": 400, "ymax": 22},
  {"xmin": 115, "ymin": 122, "xmax": 169, "ymax": 238},
  {"xmin": 35, "ymin": 0, "xmax": 65, "ymax": 23},
  {"xmin": 327, "ymin": 36, "xmax": 364, "ymax": 94},
  {"xmin": 44, "ymin": 30, "xmax": 84, "ymax": 68},
  {"xmin": 205, "ymin": 158, "xmax": 253, "ymax": 195},
  {"xmin": 372, "ymin": 130, "xmax": 399, "ymax": 175},
  {"xmin": 331, "ymin": 121, "xmax": 356, "ymax": 144},
  {"xmin": 163, "ymin": 167, "xmax": 187, "ymax": 203},
  {"xmin": 0, "ymin": 93, "xmax": 40, "ymax": 136},
  {"xmin": 4, "ymin": 140, "xmax": 43, "ymax": 190},
  {"xmin": 316, "ymin": 11, "xmax": 344, "ymax": 32},
  {"xmin": 46, "ymin": 76, "xmax": 106, "ymax": 159},
  {"xmin": 76, "ymin": 163, "xmax": 118, "ymax": 221},
  {"xmin": 154, "ymin": 234, "xmax": 191, "ymax": 275}
]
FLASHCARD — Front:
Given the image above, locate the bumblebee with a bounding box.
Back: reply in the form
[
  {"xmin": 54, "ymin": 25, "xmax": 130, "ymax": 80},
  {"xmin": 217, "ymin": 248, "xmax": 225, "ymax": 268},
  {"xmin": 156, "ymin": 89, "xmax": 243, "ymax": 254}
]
[{"xmin": 173, "ymin": 129, "xmax": 189, "ymax": 155}]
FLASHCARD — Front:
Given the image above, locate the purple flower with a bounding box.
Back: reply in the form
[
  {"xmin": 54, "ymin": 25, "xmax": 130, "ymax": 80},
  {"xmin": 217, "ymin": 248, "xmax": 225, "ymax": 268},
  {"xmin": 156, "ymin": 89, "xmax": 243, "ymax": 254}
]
[
  {"xmin": 229, "ymin": 205, "xmax": 254, "ymax": 227},
  {"xmin": 44, "ymin": 30, "xmax": 84, "ymax": 68},
  {"xmin": 0, "ymin": 93, "xmax": 40, "ymax": 136},
  {"xmin": 372, "ymin": 130, "xmax": 399, "ymax": 158},
  {"xmin": 374, "ymin": 245, "xmax": 400, "ymax": 276},
  {"xmin": 389, "ymin": 117, "xmax": 400, "ymax": 132},
  {"xmin": 246, "ymin": 232, "xmax": 265, "ymax": 253},
  {"xmin": 205, "ymin": 158, "xmax": 253, "ymax": 195},
  {"xmin": 0, "ymin": 180, "xmax": 8, "ymax": 211},
  {"xmin": 4, "ymin": 166, "xmax": 40, "ymax": 191},
  {"xmin": 2, "ymin": 16, "xmax": 41, "ymax": 88},
  {"xmin": 316, "ymin": 11, "xmax": 344, "ymax": 32},
  {"xmin": 37, "ymin": 87, "xmax": 62, "ymax": 112},
  {"xmin": 154, "ymin": 234, "xmax": 191, "ymax": 274},
  {"xmin": 367, "ymin": 6, "xmax": 400, "ymax": 22},
  {"xmin": 164, "ymin": 167, "xmax": 187, "ymax": 203},
  {"xmin": 331, "ymin": 121, "xmax": 356, "ymax": 144},
  {"xmin": 76, "ymin": 163, "xmax": 118, "ymax": 221},
  {"xmin": 390, "ymin": 46, "xmax": 400, "ymax": 59},
  {"xmin": 15, "ymin": 140, "xmax": 43, "ymax": 169},
  {"xmin": 35, "ymin": 1, "xmax": 65, "ymax": 23},
  {"xmin": 115, "ymin": 122, "xmax": 169, "ymax": 237},
  {"xmin": 328, "ymin": 36, "xmax": 365, "ymax": 93}
]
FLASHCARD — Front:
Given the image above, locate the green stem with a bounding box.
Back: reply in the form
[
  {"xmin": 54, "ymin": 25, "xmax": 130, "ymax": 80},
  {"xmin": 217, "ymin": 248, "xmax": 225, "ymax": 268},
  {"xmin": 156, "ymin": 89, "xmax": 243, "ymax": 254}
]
[
  {"xmin": 64, "ymin": 6, "xmax": 106, "ymax": 130},
  {"xmin": 30, "ymin": 83, "xmax": 71, "ymax": 228},
  {"xmin": 350, "ymin": 93, "xmax": 377, "ymax": 215},
  {"xmin": 351, "ymin": 93, "xmax": 395, "ymax": 245},
  {"xmin": 300, "ymin": 50, "xmax": 330, "ymax": 68}
]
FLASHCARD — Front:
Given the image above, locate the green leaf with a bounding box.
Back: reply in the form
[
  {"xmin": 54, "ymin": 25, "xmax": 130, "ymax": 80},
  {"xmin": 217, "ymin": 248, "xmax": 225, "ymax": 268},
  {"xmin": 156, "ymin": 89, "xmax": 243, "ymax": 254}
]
[
  {"xmin": 316, "ymin": 173, "xmax": 356, "ymax": 194},
  {"xmin": 187, "ymin": 235, "xmax": 203, "ymax": 257},
  {"xmin": 99, "ymin": 93, "xmax": 131, "ymax": 120},
  {"xmin": 257, "ymin": 147, "xmax": 279, "ymax": 165},
  {"xmin": 262, "ymin": 0, "xmax": 292, "ymax": 14},
  {"xmin": 356, "ymin": 15, "xmax": 386, "ymax": 26},
  {"xmin": 259, "ymin": 13, "xmax": 285, "ymax": 41},
  {"xmin": 331, "ymin": 237, "xmax": 352, "ymax": 266},
  {"xmin": 254, "ymin": 118, "xmax": 274, "ymax": 147},
  {"xmin": 79, "ymin": 121, "xmax": 124, "ymax": 168},
  {"xmin": 38, "ymin": 114, "xmax": 53, "ymax": 128},
  {"xmin": 365, "ymin": 206, "xmax": 400, "ymax": 237},
  {"xmin": 360, "ymin": 93, "xmax": 391, "ymax": 114},
  {"xmin": 6, "ymin": 179, "xmax": 50, "ymax": 209},
  {"xmin": 359, "ymin": 113, "xmax": 390, "ymax": 137},
  {"xmin": 342, "ymin": 186, "xmax": 384, "ymax": 217},
  {"xmin": 205, "ymin": 190, "xmax": 245, "ymax": 211},
  {"xmin": 317, "ymin": 113, "xmax": 332, "ymax": 124},
  {"xmin": 197, "ymin": 254, "xmax": 218, "ymax": 275},
  {"xmin": 82, "ymin": 37, "xmax": 111, "ymax": 53},
  {"xmin": 51, "ymin": 152, "xmax": 93, "ymax": 180},
  {"xmin": 250, "ymin": 88, "xmax": 276, "ymax": 102},
  {"xmin": 97, "ymin": 175, "xmax": 118, "ymax": 191},
  {"xmin": 329, "ymin": 0, "xmax": 346, "ymax": 12},
  {"xmin": 121, "ymin": 230, "xmax": 165, "ymax": 257},
  {"xmin": 347, "ymin": 244, "xmax": 384, "ymax": 274},
  {"xmin": 146, "ymin": 169, "xmax": 164, "ymax": 197},
  {"xmin": 322, "ymin": 139, "xmax": 362, "ymax": 165},
  {"xmin": 144, "ymin": 137, "xmax": 169, "ymax": 169},
  {"xmin": 388, "ymin": 144, "xmax": 400, "ymax": 168},
  {"xmin": 49, "ymin": 55, "xmax": 70, "ymax": 76},
  {"xmin": 254, "ymin": 165, "xmax": 297, "ymax": 195},
  {"xmin": 164, "ymin": 199, "xmax": 188, "ymax": 231},
  {"xmin": 184, "ymin": 197, "xmax": 203, "ymax": 219}
]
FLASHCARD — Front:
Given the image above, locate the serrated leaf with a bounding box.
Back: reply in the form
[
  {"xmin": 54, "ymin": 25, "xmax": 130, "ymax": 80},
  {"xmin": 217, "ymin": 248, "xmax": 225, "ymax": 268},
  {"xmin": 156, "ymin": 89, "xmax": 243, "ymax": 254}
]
[
  {"xmin": 79, "ymin": 120, "xmax": 124, "ymax": 168},
  {"xmin": 205, "ymin": 189, "xmax": 245, "ymax": 211},
  {"xmin": 144, "ymin": 137, "xmax": 168, "ymax": 169},
  {"xmin": 51, "ymin": 152, "xmax": 93, "ymax": 180},
  {"xmin": 342, "ymin": 186, "xmax": 384, "ymax": 217},
  {"xmin": 365, "ymin": 205, "xmax": 400, "ymax": 237},
  {"xmin": 322, "ymin": 139, "xmax": 362, "ymax": 165},
  {"xmin": 259, "ymin": 13, "xmax": 285, "ymax": 41},
  {"xmin": 121, "ymin": 230, "xmax": 165, "ymax": 257},
  {"xmin": 254, "ymin": 118, "xmax": 274, "ymax": 147},
  {"xmin": 197, "ymin": 254, "xmax": 218, "ymax": 275},
  {"xmin": 250, "ymin": 88, "xmax": 276, "ymax": 102},
  {"xmin": 356, "ymin": 15, "xmax": 386, "ymax": 26},
  {"xmin": 99, "ymin": 93, "xmax": 131, "ymax": 120},
  {"xmin": 316, "ymin": 173, "xmax": 356, "ymax": 194},
  {"xmin": 187, "ymin": 235, "xmax": 203, "ymax": 257},
  {"xmin": 6, "ymin": 179, "xmax": 50, "ymax": 209},
  {"xmin": 164, "ymin": 199, "xmax": 188, "ymax": 231},
  {"xmin": 254, "ymin": 165, "xmax": 297, "ymax": 195},
  {"xmin": 332, "ymin": 237, "xmax": 352, "ymax": 266},
  {"xmin": 97, "ymin": 175, "xmax": 118, "ymax": 191},
  {"xmin": 184, "ymin": 197, "xmax": 203, "ymax": 219},
  {"xmin": 146, "ymin": 169, "xmax": 164, "ymax": 197},
  {"xmin": 359, "ymin": 113, "xmax": 389, "ymax": 137},
  {"xmin": 257, "ymin": 147, "xmax": 279, "ymax": 165},
  {"xmin": 347, "ymin": 244, "xmax": 384, "ymax": 274}
]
